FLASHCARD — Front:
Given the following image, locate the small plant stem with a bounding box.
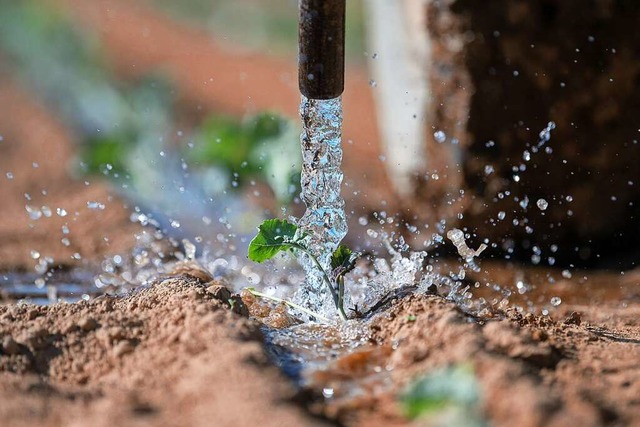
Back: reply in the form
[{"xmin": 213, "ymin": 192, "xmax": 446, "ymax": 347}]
[
  {"xmin": 337, "ymin": 275, "xmax": 347, "ymax": 320},
  {"xmin": 246, "ymin": 288, "xmax": 332, "ymax": 323},
  {"xmin": 291, "ymin": 243, "xmax": 347, "ymax": 321}
]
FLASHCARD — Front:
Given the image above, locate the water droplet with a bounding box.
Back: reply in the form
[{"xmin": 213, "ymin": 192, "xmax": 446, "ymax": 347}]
[
  {"xmin": 536, "ymin": 198, "xmax": 548, "ymax": 211},
  {"xmin": 87, "ymin": 201, "xmax": 105, "ymax": 210},
  {"xmin": 550, "ymin": 296, "xmax": 562, "ymax": 307},
  {"xmin": 369, "ymin": 79, "xmax": 377, "ymax": 88},
  {"xmin": 433, "ymin": 130, "xmax": 446, "ymax": 143},
  {"xmin": 182, "ymin": 239, "xmax": 196, "ymax": 260},
  {"xmin": 30, "ymin": 250, "xmax": 40, "ymax": 259},
  {"xmin": 497, "ymin": 211, "xmax": 506, "ymax": 220},
  {"xmin": 56, "ymin": 208, "xmax": 68, "ymax": 217},
  {"xmin": 25, "ymin": 205, "xmax": 42, "ymax": 220},
  {"xmin": 562, "ymin": 270, "xmax": 572, "ymax": 279}
]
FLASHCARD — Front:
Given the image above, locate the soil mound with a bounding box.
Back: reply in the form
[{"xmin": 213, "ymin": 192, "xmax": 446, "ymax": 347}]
[{"xmin": 0, "ymin": 275, "xmax": 328, "ymax": 427}]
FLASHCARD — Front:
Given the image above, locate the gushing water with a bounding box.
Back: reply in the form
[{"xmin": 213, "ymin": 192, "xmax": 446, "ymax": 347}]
[{"xmin": 294, "ymin": 96, "xmax": 348, "ymax": 317}]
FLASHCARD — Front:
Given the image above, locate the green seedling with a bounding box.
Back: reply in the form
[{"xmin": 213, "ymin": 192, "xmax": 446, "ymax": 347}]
[
  {"xmin": 401, "ymin": 364, "xmax": 487, "ymax": 427},
  {"xmin": 247, "ymin": 218, "xmax": 358, "ymax": 321}
]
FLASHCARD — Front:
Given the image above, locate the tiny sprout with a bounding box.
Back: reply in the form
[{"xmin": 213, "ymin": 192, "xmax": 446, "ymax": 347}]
[{"xmin": 247, "ymin": 218, "xmax": 359, "ymax": 321}]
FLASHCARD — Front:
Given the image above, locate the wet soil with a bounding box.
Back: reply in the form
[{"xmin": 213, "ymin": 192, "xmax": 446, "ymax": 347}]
[
  {"xmin": 0, "ymin": 275, "xmax": 329, "ymax": 427},
  {"xmin": 2, "ymin": 273, "xmax": 639, "ymax": 426}
]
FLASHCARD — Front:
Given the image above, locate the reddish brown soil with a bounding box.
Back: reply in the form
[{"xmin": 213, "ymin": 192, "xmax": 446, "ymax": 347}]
[
  {"xmin": 0, "ymin": 275, "xmax": 329, "ymax": 427},
  {"xmin": 309, "ymin": 294, "xmax": 640, "ymax": 427},
  {"xmin": 2, "ymin": 273, "xmax": 639, "ymax": 427}
]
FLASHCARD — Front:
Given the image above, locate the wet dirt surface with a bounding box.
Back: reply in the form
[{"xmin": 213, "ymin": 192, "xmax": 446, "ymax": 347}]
[
  {"xmin": 305, "ymin": 294, "xmax": 640, "ymax": 427},
  {"xmin": 2, "ymin": 273, "xmax": 639, "ymax": 427},
  {"xmin": 0, "ymin": 275, "xmax": 330, "ymax": 427}
]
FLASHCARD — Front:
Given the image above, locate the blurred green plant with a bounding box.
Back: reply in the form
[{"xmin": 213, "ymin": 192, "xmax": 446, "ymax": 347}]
[
  {"xmin": 188, "ymin": 113, "xmax": 301, "ymax": 203},
  {"xmin": 0, "ymin": 1, "xmax": 301, "ymax": 207},
  {"xmin": 401, "ymin": 364, "xmax": 488, "ymax": 427}
]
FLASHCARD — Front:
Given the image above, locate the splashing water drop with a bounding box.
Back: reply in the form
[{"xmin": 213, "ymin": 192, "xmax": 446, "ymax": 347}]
[
  {"xmin": 536, "ymin": 198, "xmax": 549, "ymax": 211},
  {"xmin": 87, "ymin": 201, "xmax": 105, "ymax": 210},
  {"xmin": 182, "ymin": 239, "xmax": 196, "ymax": 260},
  {"xmin": 433, "ymin": 130, "xmax": 446, "ymax": 143},
  {"xmin": 446, "ymin": 229, "xmax": 487, "ymax": 260},
  {"xmin": 550, "ymin": 296, "xmax": 562, "ymax": 307}
]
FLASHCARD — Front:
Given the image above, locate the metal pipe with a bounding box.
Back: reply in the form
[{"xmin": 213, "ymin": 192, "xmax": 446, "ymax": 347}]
[{"xmin": 298, "ymin": 0, "xmax": 345, "ymax": 99}]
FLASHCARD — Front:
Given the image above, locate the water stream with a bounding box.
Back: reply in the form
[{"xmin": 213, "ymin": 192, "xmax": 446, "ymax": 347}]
[{"xmin": 294, "ymin": 95, "xmax": 348, "ymax": 318}]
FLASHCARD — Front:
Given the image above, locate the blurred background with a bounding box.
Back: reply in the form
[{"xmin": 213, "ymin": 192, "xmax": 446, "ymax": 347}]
[{"xmin": 1, "ymin": 0, "xmax": 639, "ymax": 283}]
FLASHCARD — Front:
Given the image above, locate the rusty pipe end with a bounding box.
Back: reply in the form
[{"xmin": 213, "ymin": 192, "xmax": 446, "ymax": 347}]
[{"xmin": 298, "ymin": 0, "xmax": 345, "ymax": 100}]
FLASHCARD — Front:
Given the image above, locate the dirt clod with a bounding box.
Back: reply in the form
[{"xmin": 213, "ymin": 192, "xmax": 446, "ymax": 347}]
[
  {"xmin": 113, "ymin": 340, "xmax": 135, "ymax": 358},
  {"xmin": 1, "ymin": 336, "xmax": 21, "ymax": 355},
  {"xmin": 77, "ymin": 316, "xmax": 99, "ymax": 332}
]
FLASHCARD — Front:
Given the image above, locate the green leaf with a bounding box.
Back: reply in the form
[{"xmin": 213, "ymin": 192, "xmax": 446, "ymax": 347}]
[
  {"xmin": 401, "ymin": 364, "xmax": 483, "ymax": 422},
  {"xmin": 248, "ymin": 219, "xmax": 299, "ymax": 263},
  {"xmin": 331, "ymin": 245, "xmax": 358, "ymax": 275}
]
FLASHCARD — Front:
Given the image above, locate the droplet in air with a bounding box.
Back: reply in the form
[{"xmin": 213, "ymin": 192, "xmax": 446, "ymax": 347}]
[
  {"xmin": 433, "ymin": 130, "xmax": 446, "ymax": 143},
  {"xmin": 536, "ymin": 198, "xmax": 548, "ymax": 211},
  {"xmin": 550, "ymin": 296, "xmax": 562, "ymax": 307},
  {"xmin": 87, "ymin": 201, "xmax": 105, "ymax": 210}
]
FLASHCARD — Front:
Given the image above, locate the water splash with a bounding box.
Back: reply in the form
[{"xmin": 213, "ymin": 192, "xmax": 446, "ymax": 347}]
[{"xmin": 294, "ymin": 96, "xmax": 348, "ymax": 317}]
